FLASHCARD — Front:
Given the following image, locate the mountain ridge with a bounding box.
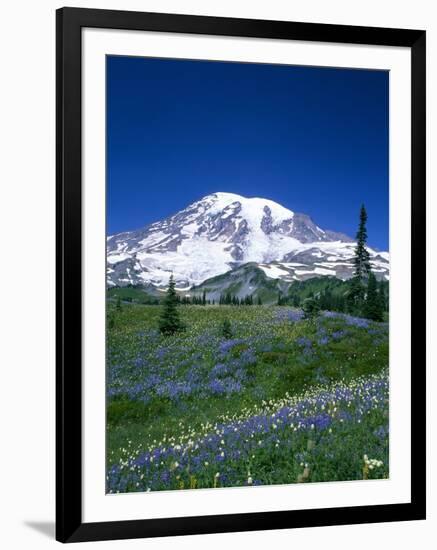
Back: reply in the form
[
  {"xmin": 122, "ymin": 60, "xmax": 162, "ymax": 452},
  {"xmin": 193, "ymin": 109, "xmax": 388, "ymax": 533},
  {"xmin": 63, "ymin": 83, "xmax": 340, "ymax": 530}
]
[{"xmin": 107, "ymin": 192, "xmax": 389, "ymax": 289}]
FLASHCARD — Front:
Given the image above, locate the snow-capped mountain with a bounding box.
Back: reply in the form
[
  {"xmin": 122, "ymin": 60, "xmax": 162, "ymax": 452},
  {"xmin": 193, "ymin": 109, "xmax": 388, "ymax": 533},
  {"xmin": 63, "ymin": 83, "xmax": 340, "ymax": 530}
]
[{"xmin": 107, "ymin": 192, "xmax": 389, "ymax": 289}]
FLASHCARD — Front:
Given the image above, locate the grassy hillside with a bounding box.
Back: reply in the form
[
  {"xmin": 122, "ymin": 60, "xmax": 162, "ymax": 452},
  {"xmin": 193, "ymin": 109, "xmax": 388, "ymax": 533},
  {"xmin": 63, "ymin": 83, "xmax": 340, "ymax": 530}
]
[
  {"xmin": 106, "ymin": 303, "xmax": 389, "ymax": 492},
  {"xmin": 107, "ymin": 286, "xmax": 160, "ymax": 304},
  {"xmin": 190, "ymin": 263, "xmax": 282, "ymax": 303},
  {"xmin": 186, "ymin": 269, "xmax": 389, "ymax": 314}
]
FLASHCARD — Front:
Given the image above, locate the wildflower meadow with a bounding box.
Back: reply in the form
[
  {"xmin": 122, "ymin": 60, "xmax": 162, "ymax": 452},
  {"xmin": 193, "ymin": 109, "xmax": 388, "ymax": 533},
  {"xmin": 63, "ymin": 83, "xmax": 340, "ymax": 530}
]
[{"xmin": 106, "ymin": 303, "xmax": 389, "ymax": 493}]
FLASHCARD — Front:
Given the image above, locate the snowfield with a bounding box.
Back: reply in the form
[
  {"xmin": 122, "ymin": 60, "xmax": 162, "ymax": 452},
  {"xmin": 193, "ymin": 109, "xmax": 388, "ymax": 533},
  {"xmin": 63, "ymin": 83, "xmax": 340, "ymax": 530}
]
[{"xmin": 107, "ymin": 192, "xmax": 389, "ymax": 288}]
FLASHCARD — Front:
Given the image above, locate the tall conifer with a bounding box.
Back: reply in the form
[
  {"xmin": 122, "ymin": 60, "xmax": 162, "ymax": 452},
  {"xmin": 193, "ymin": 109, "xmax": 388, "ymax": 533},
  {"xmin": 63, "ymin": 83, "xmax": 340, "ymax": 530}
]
[
  {"xmin": 348, "ymin": 204, "xmax": 371, "ymax": 313},
  {"xmin": 159, "ymin": 274, "xmax": 183, "ymax": 335},
  {"xmin": 364, "ymin": 271, "xmax": 384, "ymax": 321},
  {"xmin": 353, "ymin": 204, "xmax": 371, "ymax": 280}
]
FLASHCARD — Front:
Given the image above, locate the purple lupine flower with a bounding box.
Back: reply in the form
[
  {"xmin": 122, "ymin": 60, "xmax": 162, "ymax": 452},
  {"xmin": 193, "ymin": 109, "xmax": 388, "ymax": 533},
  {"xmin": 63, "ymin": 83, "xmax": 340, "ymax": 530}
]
[{"xmin": 296, "ymin": 337, "xmax": 312, "ymax": 348}]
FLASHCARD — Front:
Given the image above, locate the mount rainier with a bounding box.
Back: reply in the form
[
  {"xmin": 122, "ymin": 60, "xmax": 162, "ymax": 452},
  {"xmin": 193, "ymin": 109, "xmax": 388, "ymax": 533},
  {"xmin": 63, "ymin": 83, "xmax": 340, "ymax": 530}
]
[{"xmin": 107, "ymin": 192, "xmax": 389, "ymax": 292}]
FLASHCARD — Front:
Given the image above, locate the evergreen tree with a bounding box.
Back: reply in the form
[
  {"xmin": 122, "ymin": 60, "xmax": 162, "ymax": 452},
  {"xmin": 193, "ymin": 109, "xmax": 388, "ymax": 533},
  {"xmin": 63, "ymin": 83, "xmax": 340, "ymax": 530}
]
[
  {"xmin": 107, "ymin": 312, "xmax": 115, "ymax": 330},
  {"xmin": 336, "ymin": 294, "xmax": 346, "ymax": 313},
  {"xmin": 257, "ymin": 295, "xmax": 262, "ymax": 306},
  {"xmin": 115, "ymin": 295, "xmax": 122, "ymax": 311},
  {"xmin": 202, "ymin": 290, "xmax": 207, "ymax": 306},
  {"xmin": 221, "ymin": 318, "xmax": 233, "ymax": 339},
  {"xmin": 302, "ymin": 297, "xmax": 321, "ymax": 320},
  {"xmin": 378, "ymin": 280, "xmax": 388, "ymax": 312},
  {"xmin": 353, "ymin": 204, "xmax": 371, "ymax": 280},
  {"xmin": 320, "ymin": 288, "xmax": 333, "ymax": 311},
  {"xmin": 364, "ymin": 272, "xmax": 384, "ymax": 321},
  {"xmin": 348, "ymin": 204, "xmax": 371, "ymax": 313},
  {"xmin": 158, "ymin": 274, "xmax": 184, "ymax": 335},
  {"xmin": 347, "ymin": 276, "xmax": 364, "ymax": 314}
]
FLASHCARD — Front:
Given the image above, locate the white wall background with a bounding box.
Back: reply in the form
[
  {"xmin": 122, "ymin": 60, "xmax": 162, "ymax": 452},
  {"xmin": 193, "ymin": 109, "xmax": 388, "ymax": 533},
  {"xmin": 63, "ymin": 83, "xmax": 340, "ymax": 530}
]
[{"xmin": 0, "ymin": 0, "xmax": 434, "ymax": 548}]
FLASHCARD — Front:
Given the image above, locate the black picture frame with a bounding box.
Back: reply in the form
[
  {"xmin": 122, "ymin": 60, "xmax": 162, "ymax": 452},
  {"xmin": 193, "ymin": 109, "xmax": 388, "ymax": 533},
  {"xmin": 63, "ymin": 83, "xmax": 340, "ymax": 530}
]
[{"xmin": 56, "ymin": 7, "xmax": 426, "ymax": 543}]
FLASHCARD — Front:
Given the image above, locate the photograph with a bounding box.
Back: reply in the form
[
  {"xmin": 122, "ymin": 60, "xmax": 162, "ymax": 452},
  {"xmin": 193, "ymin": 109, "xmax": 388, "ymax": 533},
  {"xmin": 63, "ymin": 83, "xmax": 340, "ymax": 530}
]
[
  {"xmin": 105, "ymin": 56, "xmax": 390, "ymax": 494},
  {"xmin": 0, "ymin": 0, "xmax": 430, "ymax": 547}
]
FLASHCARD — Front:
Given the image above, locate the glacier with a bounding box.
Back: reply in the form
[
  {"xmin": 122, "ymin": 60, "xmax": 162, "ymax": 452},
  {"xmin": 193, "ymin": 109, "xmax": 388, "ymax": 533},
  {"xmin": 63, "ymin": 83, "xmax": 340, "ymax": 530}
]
[{"xmin": 107, "ymin": 192, "xmax": 389, "ymax": 289}]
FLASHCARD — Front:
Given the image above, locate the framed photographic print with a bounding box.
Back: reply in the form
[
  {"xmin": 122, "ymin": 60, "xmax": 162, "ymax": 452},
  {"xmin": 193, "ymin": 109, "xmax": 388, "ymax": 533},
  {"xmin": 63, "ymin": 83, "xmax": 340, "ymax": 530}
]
[{"xmin": 56, "ymin": 7, "xmax": 426, "ymax": 543}]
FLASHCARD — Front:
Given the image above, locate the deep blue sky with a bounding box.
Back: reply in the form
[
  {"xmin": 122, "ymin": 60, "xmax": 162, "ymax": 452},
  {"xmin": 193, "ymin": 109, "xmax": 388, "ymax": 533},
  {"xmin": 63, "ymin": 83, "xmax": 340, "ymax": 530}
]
[{"xmin": 107, "ymin": 56, "xmax": 389, "ymax": 249}]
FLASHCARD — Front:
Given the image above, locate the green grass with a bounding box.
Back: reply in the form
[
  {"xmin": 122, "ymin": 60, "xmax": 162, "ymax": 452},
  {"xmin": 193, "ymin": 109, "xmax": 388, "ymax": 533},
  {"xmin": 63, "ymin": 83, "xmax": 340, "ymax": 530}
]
[
  {"xmin": 107, "ymin": 286, "xmax": 159, "ymax": 304},
  {"xmin": 106, "ymin": 304, "xmax": 388, "ymax": 479}
]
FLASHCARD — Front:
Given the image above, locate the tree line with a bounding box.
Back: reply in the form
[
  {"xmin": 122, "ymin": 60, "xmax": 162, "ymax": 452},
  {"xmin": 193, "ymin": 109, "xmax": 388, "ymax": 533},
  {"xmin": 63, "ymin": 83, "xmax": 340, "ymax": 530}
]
[
  {"xmin": 278, "ymin": 278, "xmax": 388, "ymax": 317},
  {"xmin": 176, "ymin": 290, "xmax": 262, "ymax": 306}
]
